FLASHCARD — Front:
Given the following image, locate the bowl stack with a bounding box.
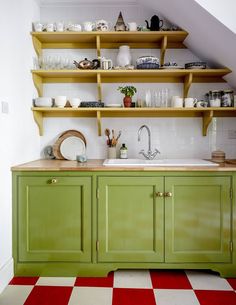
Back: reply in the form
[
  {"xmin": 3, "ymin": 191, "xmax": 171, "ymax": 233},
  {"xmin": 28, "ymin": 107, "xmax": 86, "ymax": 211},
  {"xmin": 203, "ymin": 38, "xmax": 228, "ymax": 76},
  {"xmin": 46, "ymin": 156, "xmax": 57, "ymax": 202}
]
[{"xmin": 136, "ymin": 56, "xmax": 159, "ymax": 69}]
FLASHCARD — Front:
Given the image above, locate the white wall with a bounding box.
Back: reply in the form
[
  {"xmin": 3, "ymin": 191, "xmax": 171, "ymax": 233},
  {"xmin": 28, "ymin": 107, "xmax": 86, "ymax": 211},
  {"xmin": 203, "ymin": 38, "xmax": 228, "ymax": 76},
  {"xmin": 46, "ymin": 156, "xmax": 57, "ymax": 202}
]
[
  {"xmin": 195, "ymin": 0, "xmax": 236, "ymax": 33},
  {"xmin": 0, "ymin": 0, "xmax": 40, "ymax": 293},
  {"xmin": 39, "ymin": 3, "xmax": 236, "ymax": 160}
]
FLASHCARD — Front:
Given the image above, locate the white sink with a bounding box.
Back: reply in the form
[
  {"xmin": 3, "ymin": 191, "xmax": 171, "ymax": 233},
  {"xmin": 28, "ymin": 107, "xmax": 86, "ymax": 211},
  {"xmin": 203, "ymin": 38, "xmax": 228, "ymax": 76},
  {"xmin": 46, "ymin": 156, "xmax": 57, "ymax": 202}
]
[{"xmin": 103, "ymin": 158, "xmax": 219, "ymax": 167}]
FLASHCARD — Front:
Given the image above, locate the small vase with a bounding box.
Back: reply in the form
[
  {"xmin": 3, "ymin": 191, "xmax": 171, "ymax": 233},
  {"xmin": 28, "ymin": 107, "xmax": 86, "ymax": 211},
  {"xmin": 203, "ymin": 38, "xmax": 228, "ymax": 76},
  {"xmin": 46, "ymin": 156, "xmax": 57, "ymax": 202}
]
[
  {"xmin": 107, "ymin": 147, "xmax": 116, "ymax": 159},
  {"xmin": 116, "ymin": 45, "xmax": 131, "ymax": 67},
  {"xmin": 123, "ymin": 96, "xmax": 132, "ymax": 107}
]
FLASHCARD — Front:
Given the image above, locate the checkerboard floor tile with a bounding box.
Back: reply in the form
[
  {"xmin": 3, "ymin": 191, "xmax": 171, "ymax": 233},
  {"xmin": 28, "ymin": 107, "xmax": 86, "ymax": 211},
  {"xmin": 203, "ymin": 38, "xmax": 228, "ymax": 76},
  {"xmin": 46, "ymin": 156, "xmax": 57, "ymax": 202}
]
[{"xmin": 0, "ymin": 270, "xmax": 236, "ymax": 305}]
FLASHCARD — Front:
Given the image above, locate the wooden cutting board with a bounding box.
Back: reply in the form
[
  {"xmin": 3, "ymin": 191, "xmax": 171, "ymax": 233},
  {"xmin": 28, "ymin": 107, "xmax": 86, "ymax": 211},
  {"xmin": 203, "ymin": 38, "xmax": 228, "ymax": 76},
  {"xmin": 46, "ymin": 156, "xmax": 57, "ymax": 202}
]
[{"xmin": 53, "ymin": 130, "xmax": 86, "ymax": 160}]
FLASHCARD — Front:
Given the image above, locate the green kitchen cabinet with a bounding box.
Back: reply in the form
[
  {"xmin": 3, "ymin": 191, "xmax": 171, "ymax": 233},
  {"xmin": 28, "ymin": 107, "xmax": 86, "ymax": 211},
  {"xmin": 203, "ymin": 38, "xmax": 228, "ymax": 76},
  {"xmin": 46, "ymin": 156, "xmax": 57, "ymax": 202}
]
[
  {"xmin": 97, "ymin": 176, "xmax": 164, "ymax": 262},
  {"xmin": 17, "ymin": 175, "xmax": 92, "ymax": 262},
  {"xmin": 164, "ymin": 176, "xmax": 231, "ymax": 263}
]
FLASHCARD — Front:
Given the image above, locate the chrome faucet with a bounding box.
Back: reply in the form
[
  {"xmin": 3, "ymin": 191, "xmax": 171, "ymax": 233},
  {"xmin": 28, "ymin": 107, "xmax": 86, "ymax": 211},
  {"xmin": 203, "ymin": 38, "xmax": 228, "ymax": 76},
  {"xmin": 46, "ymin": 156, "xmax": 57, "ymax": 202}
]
[{"xmin": 138, "ymin": 125, "xmax": 160, "ymax": 160}]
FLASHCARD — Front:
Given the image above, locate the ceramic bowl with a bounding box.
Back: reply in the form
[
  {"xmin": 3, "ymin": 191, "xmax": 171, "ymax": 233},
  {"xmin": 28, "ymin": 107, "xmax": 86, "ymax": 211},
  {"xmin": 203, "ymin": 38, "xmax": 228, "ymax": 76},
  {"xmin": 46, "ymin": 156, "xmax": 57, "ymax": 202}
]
[
  {"xmin": 185, "ymin": 62, "xmax": 207, "ymax": 69},
  {"xmin": 136, "ymin": 56, "xmax": 159, "ymax": 65},
  {"xmin": 54, "ymin": 96, "xmax": 67, "ymax": 108},
  {"xmin": 34, "ymin": 97, "xmax": 53, "ymax": 107},
  {"xmin": 69, "ymin": 98, "xmax": 81, "ymax": 108}
]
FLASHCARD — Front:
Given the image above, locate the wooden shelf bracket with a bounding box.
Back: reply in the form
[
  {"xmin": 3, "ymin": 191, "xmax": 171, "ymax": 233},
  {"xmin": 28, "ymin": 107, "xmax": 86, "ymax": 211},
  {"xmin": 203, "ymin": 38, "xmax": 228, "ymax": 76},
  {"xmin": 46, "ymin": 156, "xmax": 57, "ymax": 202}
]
[
  {"xmin": 160, "ymin": 35, "xmax": 168, "ymax": 66},
  {"xmin": 33, "ymin": 110, "xmax": 43, "ymax": 136},
  {"xmin": 184, "ymin": 72, "xmax": 193, "ymax": 98},
  {"xmin": 97, "ymin": 110, "xmax": 102, "ymax": 136},
  {"xmin": 32, "ymin": 73, "xmax": 43, "ymax": 97},
  {"xmin": 97, "ymin": 72, "xmax": 102, "ymax": 102},
  {"xmin": 32, "ymin": 36, "xmax": 42, "ymax": 57},
  {"xmin": 202, "ymin": 110, "xmax": 213, "ymax": 136}
]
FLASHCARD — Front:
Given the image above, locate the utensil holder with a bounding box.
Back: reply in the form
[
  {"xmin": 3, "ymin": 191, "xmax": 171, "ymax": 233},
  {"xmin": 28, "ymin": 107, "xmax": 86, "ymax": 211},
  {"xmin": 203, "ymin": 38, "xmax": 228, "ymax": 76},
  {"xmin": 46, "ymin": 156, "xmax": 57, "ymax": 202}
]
[{"xmin": 107, "ymin": 147, "xmax": 116, "ymax": 159}]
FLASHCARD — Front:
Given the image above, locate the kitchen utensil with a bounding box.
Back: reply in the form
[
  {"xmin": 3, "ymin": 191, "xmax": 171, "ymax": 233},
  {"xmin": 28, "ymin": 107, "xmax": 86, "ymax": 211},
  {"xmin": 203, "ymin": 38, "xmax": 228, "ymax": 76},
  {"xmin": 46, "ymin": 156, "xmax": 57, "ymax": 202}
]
[
  {"xmin": 69, "ymin": 98, "xmax": 81, "ymax": 108},
  {"xmin": 33, "ymin": 21, "xmax": 44, "ymax": 32},
  {"xmin": 136, "ymin": 56, "xmax": 159, "ymax": 65},
  {"xmin": 100, "ymin": 57, "xmax": 113, "ymax": 70},
  {"xmin": 171, "ymin": 96, "xmax": 183, "ymax": 108},
  {"xmin": 80, "ymin": 101, "xmax": 104, "ymax": 107},
  {"xmin": 184, "ymin": 97, "xmax": 197, "ymax": 108},
  {"xmin": 211, "ymin": 150, "xmax": 225, "ymax": 163},
  {"xmin": 128, "ymin": 22, "xmax": 137, "ymax": 31},
  {"xmin": 60, "ymin": 136, "xmax": 86, "ymax": 160},
  {"xmin": 95, "ymin": 20, "xmax": 109, "ymax": 31},
  {"xmin": 46, "ymin": 23, "xmax": 54, "ymax": 32},
  {"xmin": 69, "ymin": 24, "xmax": 82, "ymax": 31},
  {"xmin": 55, "ymin": 21, "xmax": 64, "ymax": 32}
]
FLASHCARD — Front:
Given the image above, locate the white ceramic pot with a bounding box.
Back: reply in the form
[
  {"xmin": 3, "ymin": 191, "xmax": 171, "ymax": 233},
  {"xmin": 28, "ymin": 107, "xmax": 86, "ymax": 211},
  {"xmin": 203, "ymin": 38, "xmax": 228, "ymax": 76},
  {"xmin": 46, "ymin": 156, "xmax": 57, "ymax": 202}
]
[
  {"xmin": 116, "ymin": 45, "xmax": 131, "ymax": 67},
  {"xmin": 69, "ymin": 98, "xmax": 81, "ymax": 108},
  {"xmin": 55, "ymin": 96, "xmax": 67, "ymax": 108}
]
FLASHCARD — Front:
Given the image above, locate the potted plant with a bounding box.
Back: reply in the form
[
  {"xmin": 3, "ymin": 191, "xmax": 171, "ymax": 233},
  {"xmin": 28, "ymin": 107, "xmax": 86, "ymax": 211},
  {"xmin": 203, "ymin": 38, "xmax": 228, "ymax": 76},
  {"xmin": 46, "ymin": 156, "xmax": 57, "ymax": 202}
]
[{"xmin": 117, "ymin": 85, "xmax": 137, "ymax": 107}]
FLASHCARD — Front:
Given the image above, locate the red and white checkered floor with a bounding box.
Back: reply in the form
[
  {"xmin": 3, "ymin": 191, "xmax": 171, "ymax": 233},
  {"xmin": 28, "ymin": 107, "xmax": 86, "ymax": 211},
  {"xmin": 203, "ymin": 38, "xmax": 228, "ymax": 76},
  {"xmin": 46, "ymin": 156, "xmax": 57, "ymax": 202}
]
[{"xmin": 0, "ymin": 270, "xmax": 236, "ymax": 305}]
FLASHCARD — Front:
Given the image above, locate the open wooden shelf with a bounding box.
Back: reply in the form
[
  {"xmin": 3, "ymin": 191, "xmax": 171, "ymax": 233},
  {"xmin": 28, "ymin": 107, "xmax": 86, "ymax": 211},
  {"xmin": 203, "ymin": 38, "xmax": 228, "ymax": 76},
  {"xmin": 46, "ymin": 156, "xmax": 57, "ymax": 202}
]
[
  {"xmin": 32, "ymin": 107, "xmax": 236, "ymax": 137},
  {"xmin": 32, "ymin": 68, "xmax": 231, "ymax": 98},
  {"xmin": 31, "ymin": 31, "xmax": 188, "ymax": 56}
]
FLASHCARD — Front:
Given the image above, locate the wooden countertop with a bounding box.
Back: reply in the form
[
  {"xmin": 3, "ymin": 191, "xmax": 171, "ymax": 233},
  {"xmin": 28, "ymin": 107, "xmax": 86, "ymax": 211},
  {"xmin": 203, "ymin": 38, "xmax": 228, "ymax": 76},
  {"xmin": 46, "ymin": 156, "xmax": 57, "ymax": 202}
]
[{"xmin": 11, "ymin": 159, "xmax": 236, "ymax": 172}]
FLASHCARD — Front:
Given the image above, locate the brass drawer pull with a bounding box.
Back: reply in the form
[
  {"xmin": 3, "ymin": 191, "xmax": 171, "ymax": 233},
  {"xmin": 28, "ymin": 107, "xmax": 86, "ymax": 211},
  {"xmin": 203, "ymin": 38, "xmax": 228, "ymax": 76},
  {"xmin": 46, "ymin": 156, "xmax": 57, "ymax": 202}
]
[
  {"xmin": 50, "ymin": 178, "xmax": 58, "ymax": 184},
  {"xmin": 156, "ymin": 192, "xmax": 164, "ymax": 197},
  {"xmin": 164, "ymin": 192, "xmax": 172, "ymax": 197}
]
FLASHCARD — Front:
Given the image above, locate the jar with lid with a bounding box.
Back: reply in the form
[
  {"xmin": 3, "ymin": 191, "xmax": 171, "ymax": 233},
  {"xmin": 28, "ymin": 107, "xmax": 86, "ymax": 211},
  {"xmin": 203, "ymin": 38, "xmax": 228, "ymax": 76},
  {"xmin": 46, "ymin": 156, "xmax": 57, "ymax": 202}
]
[
  {"xmin": 221, "ymin": 90, "xmax": 234, "ymax": 107},
  {"xmin": 209, "ymin": 90, "xmax": 221, "ymax": 107}
]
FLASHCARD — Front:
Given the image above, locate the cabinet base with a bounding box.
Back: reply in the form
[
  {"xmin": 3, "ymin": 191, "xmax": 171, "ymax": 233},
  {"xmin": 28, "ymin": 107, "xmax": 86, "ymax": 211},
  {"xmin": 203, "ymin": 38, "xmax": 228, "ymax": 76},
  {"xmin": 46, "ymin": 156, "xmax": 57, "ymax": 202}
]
[{"xmin": 14, "ymin": 262, "xmax": 236, "ymax": 278}]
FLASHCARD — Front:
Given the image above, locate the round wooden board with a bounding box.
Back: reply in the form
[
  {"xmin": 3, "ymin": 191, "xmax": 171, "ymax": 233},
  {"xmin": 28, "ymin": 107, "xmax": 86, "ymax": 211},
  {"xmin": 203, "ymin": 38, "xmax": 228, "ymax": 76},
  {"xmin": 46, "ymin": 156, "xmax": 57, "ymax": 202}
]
[{"xmin": 53, "ymin": 130, "xmax": 86, "ymax": 160}]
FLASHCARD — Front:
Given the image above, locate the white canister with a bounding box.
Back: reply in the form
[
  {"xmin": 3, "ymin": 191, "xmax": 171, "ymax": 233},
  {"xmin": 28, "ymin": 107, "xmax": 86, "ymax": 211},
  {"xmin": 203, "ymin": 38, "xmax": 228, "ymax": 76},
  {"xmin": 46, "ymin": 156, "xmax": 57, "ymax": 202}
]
[{"xmin": 116, "ymin": 45, "xmax": 131, "ymax": 67}]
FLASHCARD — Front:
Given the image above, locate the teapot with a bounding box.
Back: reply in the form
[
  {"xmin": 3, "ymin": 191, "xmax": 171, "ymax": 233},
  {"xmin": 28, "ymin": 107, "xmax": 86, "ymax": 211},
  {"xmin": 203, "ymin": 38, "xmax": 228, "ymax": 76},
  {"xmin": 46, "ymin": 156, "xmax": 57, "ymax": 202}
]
[
  {"xmin": 145, "ymin": 15, "xmax": 163, "ymax": 31},
  {"xmin": 73, "ymin": 58, "xmax": 100, "ymax": 70}
]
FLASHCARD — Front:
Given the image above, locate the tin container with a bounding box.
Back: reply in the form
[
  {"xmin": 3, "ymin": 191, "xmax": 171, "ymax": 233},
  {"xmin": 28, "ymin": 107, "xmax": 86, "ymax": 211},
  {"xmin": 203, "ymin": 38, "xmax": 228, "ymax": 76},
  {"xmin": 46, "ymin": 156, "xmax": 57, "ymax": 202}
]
[{"xmin": 221, "ymin": 90, "xmax": 234, "ymax": 107}]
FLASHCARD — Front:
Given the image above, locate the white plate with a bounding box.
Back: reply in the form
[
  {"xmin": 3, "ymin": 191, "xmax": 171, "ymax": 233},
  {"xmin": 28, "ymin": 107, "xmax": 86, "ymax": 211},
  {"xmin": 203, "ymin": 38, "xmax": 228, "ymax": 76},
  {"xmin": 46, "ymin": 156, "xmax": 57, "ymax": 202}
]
[
  {"xmin": 161, "ymin": 66, "xmax": 183, "ymax": 69},
  {"xmin": 106, "ymin": 104, "xmax": 122, "ymax": 108},
  {"xmin": 60, "ymin": 136, "xmax": 86, "ymax": 160}
]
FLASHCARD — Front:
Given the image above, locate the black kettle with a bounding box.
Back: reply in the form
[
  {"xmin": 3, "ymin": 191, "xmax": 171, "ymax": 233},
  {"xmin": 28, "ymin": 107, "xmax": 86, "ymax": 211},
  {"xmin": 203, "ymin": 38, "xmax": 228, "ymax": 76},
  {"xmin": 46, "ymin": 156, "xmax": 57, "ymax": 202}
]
[{"xmin": 145, "ymin": 15, "xmax": 163, "ymax": 31}]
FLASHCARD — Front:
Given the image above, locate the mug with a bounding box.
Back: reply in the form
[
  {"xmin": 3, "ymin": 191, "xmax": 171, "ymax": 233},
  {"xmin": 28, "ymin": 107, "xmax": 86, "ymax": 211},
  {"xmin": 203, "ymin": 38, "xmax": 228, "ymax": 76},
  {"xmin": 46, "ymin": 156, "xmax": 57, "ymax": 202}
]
[
  {"xmin": 184, "ymin": 97, "xmax": 197, "ymax": 108},
  {"xmin": 83, "ymin": 22, "xmax": 94, "ymax": 31},
  {"xmin": 101, "ymin": 58, "xmax": 113, "ymax": 70},
  {"xmin": 128, "ymin": 22, "xmax": 137, "ymax": 31},
  {"xmin": 46, "ymin": 23, "xmax": 54, "ymax": 32}
]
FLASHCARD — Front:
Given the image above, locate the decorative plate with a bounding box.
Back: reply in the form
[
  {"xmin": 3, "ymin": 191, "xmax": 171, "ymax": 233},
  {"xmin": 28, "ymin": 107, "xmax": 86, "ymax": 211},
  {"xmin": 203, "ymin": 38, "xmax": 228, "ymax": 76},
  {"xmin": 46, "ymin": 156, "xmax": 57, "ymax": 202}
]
[{"xmin": 60, "ymin": 136, "xmax": 86, "ymax": 161}]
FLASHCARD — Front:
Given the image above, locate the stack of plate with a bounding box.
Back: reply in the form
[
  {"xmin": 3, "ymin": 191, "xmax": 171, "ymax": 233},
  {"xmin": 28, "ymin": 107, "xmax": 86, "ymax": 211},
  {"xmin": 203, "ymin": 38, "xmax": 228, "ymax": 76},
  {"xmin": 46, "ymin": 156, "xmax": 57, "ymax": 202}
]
[{"xmin": 52, "ymin": 130, "xmax": 86, "ymax": 160}]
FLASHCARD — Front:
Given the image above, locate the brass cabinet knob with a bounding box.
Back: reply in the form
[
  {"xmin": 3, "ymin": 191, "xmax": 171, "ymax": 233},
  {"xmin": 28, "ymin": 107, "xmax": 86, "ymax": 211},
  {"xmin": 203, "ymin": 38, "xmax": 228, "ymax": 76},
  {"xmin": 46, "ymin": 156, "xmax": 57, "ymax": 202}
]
[
  {"xmin": 50, "ymin": 178, "xmax": 58, "ymax": 184},
  {"xmin": 156, "ymin": 192, "xmax": 164, "ymax": 197},
  {"xmin": 164, "ymin": 192, "xmax": 172, "ymax": 197}
]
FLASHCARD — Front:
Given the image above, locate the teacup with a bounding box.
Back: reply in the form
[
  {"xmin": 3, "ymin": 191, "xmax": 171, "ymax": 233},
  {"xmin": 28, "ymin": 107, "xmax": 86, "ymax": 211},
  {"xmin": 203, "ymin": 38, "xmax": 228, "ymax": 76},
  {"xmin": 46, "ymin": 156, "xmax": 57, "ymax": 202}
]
[
  {"xmin": 184, "ymin": 97, "xmax": 197, "ymax": 108},
  {"xmin": 83, "ymin": 22, "xmax": 94, "ymax": 32},
  {"xmin": 196, "ymin": 100, "xmax": 208, "ymax": 108},
  {"xmin": 54, "ymin": 96, "xmax": 67, "ymax": 108},
  {"xmin": 100, "ymin": 58, "xmax": 113, "ymax": 70},
  {"xmin": 128, "ymin": 22, "xmax": 137, "ymax": 31}
]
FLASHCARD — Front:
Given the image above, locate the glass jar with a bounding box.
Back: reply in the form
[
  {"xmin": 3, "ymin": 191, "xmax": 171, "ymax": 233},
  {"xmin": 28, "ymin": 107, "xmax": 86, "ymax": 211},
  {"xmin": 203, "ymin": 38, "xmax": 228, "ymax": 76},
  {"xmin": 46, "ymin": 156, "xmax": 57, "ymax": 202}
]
[
  {"xmin": 209, "ymin": 90, "xmax": 221, "ymax": 107},
  {"xmin": 221, "ymin": 90, "xmax": 234, "ymax": 107}
]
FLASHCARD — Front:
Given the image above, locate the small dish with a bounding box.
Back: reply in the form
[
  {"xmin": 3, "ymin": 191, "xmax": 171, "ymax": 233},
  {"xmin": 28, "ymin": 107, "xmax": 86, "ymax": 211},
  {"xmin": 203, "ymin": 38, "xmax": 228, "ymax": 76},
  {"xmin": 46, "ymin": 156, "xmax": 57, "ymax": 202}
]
[
  {"xmin": 60, "ymin": 136, "xmax": 86, "ymax": 161},
  {"xmin": 161, "ymin": 66, "xmax": 183, "ymax": 69},
  {"xmin": 106, "ymin": 104, "xmax": 122, "ymax": 108},
  {"xmin": 34, "ymin": 97, "xmax": 53, "ymax": 107}
]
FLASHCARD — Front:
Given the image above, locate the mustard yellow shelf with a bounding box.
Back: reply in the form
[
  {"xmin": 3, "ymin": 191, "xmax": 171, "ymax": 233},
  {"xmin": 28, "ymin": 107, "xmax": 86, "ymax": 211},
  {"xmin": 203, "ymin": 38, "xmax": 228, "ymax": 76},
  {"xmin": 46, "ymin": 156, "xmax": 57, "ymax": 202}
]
[
  {"xmin": 31, "ymin": 31, "xmax": 188, "ymax": 56},
  {"xmin": 32, "ymin": 107, "xmax": 236, "ymax": 137},
  {"xmin": 31, "ymin": 68, "xmax": 231, "ymax": 97}
]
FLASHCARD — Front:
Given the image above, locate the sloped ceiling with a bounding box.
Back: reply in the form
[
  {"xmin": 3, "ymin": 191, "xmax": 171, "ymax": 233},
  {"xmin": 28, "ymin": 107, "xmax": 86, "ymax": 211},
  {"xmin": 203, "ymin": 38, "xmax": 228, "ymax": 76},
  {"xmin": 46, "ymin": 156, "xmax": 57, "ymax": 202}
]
[{"xmin": 39, "ymin": 0, "xmax": 236, "ymax": 89}]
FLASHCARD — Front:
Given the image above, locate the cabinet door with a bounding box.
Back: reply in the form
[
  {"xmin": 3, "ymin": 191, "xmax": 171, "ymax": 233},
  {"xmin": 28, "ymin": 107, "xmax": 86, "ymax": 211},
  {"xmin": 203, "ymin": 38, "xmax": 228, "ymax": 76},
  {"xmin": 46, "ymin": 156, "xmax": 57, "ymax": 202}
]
[
  {"xmin": 97, "ymin": 177, "xmax": 164, "ymax": 262},
  {"xmin": 165, "ymin": 176, "xmax": 231, "ymax": 263},
  {"xmin": 18, "ymin": 176, "xmax": 91, "ymax": 262}
]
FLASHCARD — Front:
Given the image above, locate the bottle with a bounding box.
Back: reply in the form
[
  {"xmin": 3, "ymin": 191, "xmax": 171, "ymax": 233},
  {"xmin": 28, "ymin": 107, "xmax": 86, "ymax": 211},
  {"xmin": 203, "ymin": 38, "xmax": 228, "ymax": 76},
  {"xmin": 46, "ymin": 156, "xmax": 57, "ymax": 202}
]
[{"xmin": 120, "ymin": 143, "xmax": 128, "ymax": 159}]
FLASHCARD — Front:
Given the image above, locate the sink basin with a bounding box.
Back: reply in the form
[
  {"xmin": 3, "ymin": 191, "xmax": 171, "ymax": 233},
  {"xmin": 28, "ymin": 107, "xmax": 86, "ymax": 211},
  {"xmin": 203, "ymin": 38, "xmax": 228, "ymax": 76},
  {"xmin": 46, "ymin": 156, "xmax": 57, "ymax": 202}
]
[{"xmin": 103, "ymin": 158, "xmax": 219, "ymax": 167}]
